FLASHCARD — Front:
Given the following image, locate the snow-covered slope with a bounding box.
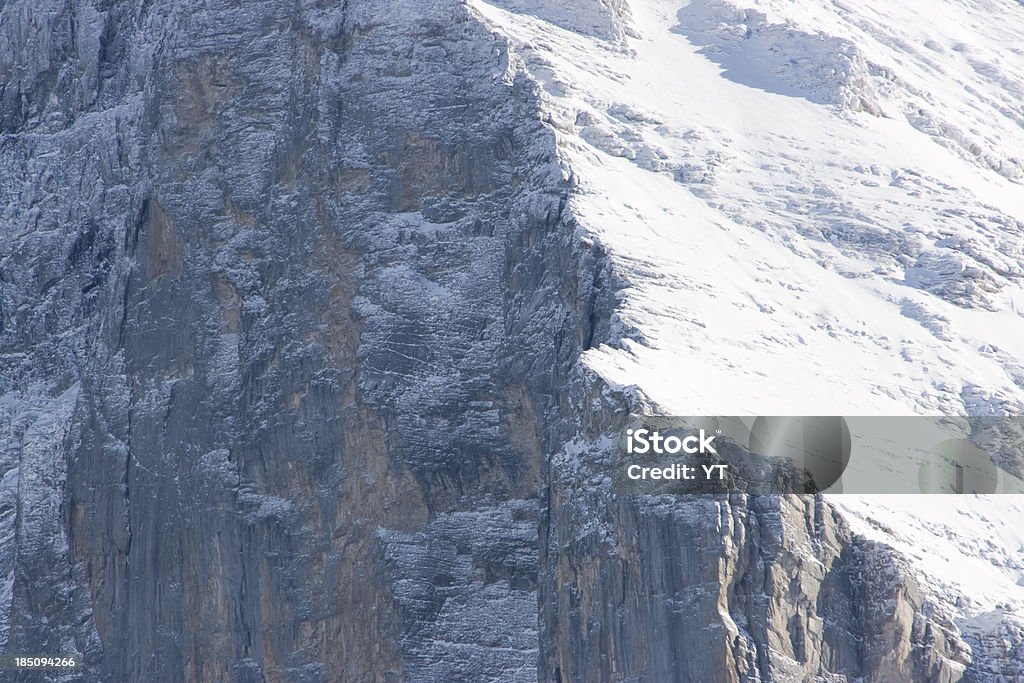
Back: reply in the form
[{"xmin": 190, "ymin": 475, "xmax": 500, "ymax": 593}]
[
  {"xmin": 474, "ymin": 0, "xmax": 1024, "ymax": 672},
  {"xmin": 475, "ymin": 0, "xmax": 1024, "ymax": 415}
]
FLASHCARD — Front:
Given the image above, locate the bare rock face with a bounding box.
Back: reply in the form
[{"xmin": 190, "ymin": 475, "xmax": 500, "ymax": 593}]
[
  {"xmin": 0, "ymin": 1, "xmax": 592, "ymax": 679},
  {"xmin": 0, "ymin": 1, "xmax": 1020, "ymax": 682},
  {"xmin": 541, "ymin": 443, "xmax": 974, "ymax": 682}
]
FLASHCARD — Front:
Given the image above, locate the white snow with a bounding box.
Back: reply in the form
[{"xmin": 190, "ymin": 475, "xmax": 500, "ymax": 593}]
[{"xmin": 474, "ymin": 0, "xmax": 1024, "ymax": 646}]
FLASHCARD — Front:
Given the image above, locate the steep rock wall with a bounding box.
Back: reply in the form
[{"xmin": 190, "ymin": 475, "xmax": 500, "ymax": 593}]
[{"xmin": 0, "ymin": 0, "xmax": 601, "ymax": 680}]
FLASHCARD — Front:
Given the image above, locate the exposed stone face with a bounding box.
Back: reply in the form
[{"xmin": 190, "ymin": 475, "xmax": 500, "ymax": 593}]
[
  {"xmin": 1, "ymin": 1, "xmax": 1022, "ymax": 682},
  {"xmin": 0, "ymin": 1, "xmax": 588, "ymax": 680},
  {"xmin": 540, "ymin": 454, "xmax": 976, "ymax": 683}
]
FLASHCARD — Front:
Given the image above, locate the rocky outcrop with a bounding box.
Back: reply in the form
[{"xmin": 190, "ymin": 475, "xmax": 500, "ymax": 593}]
[{"xmin": 542, "ymin": 444, "xmax": 975, "ymax": 682}]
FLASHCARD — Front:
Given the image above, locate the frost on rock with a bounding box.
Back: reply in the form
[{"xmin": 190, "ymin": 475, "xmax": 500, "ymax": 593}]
[
  {"xmin": 378, "ymin": 501, "xmax": 539, "ymax": 683},
  {"xmin": 0, "ymin": 0, "xmax": 578, "ymax": 678}
]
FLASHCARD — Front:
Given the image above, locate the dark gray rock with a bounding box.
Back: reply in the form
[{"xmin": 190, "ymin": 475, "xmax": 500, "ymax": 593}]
[{"xmin": 0, "ymin": 1, "xmax": 587, "ymax": 679}]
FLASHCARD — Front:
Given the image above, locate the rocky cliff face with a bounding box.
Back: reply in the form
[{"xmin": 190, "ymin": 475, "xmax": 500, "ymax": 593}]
[
  {"xmin": 0, "ymin": 1, "xmax": 588, "ymax": 679},
  {"xmin": 541, "ymin": 480, "xmax": 976, "ymax": 681},
  {"xmin": 2, "ymin": 0, "xmax": 1023, "ymax": 682}
]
